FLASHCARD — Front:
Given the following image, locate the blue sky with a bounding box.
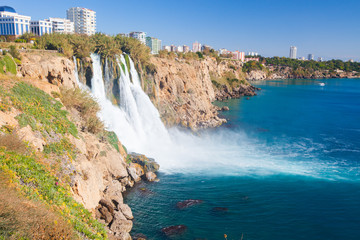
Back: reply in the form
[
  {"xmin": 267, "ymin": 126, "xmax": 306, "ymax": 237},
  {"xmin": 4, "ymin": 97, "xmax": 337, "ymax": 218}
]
[{"xmin": 3, "ymin": 0, "xmax": 360, "ymax": 61}]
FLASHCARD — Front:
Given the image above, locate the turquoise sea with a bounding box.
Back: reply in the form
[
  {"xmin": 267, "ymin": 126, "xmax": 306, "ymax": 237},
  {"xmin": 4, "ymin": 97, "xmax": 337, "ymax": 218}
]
[{"xmin": 125, "ymin": 78, "xmax": 360, "ymax": 240}]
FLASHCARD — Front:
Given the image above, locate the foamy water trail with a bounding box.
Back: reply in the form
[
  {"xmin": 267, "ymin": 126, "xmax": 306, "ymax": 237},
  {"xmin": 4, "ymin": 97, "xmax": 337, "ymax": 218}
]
[{"xmin": 75, "ymin": 54, "xmax": 356, "ymax": 181}]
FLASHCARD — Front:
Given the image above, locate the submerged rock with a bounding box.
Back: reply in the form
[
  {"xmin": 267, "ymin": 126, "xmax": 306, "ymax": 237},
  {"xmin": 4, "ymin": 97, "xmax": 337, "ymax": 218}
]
[
  {"xmin": 176, "ymin": 199, "xmax": 203, "ymax": 209},
  {"xmin": 133, "ymin": 233, "xmax": 147, "ymax": 240},
  {"xmin": 221, "ymin": 106, "xmax": 229, "ymax": 111},
  {"xmin": 161, "ymin": 225, "xmax": 187, "ymax": 236},
  {"xmin": 212, "ymin": 207, "xmax": 228, "ymax": 212}
]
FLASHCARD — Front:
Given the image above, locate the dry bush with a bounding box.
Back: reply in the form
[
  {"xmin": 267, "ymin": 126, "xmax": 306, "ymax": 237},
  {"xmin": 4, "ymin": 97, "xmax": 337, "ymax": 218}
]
[
  {"xmin": 0, "ymin": 131, "xmax": 28, "ymax": 155},
  {"xmin": 0, "ymin": 176, "xmax": 76, "ymax": 240},
  {"xmin": 60, "ymin": 87, "xmax": 104, "ymax": 134}
]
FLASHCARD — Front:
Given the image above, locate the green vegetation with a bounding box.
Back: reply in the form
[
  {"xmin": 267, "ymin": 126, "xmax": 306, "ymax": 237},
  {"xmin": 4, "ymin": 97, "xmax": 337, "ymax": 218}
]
[
  {"xmin": 0, "ymin": 82, "xmax": 110, "ymax": 239},
  {"xmin": 106, "ymin": 131, "xmax": 120, "ymax": 152},
  {"xmin": 0, "ymin": 147, "xmax": 107, "ymax": 239},
  {"xmin": 210, "ymin": 71, "xmax": 248, "ymax": 89},
  {"xmin": 10, "ymin": 82, "xmax": 77, "ymax": 137},
  {"xmin": 242, "ymin": 61, "xmax": 265, "ymax": 73},
  {"xmin": 0, "ymin": 55, "xmax": 17, "ymax": 75},
  {"xmin": 9, "ymin": 45, "xmax": 21, "ymax": 60},
  {"xmin": 261, "ymin": 56, "xmax": 360, "ymax": 72},
  {"xmin": 43, "ymin": 138, "xmax": 77, "ymax": 160},
  {"xmin": 35, "ymin": 33, "xmax": 153, "ymax": 74}
]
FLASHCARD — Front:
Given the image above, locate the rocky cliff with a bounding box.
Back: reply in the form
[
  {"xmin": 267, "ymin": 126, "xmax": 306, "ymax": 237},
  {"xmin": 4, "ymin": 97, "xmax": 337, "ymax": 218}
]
[{"xmin": 146, "ymin": 56, "xmax": 257, "ymax": 129}]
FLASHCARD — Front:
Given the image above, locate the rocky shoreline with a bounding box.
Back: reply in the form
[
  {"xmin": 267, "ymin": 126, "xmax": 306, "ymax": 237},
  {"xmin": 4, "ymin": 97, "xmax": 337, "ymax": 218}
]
[{"xmin": 245, "ymin": 66, "xmax": 359, "ymax": 81}]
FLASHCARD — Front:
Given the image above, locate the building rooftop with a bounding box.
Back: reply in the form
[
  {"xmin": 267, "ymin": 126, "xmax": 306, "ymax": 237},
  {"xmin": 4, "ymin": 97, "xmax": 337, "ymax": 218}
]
[{"xmin": 0, "ymin": 6, "xmax": 16, "ymax": 13}]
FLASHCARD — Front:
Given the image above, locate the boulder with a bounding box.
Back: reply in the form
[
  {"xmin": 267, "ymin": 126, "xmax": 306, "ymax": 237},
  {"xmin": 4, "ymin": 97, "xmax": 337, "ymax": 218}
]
[
  {"xmin": 98, "ymin": 206, "xmax": 113, "ymax": 224},
  {"xmin": 99, "ymin": 199, "xmax": 114, "ymax": 214},
  {"xmin": 161, "ymin": 225, "xmax": 187, "ymax": 236},
  {"xmin": 128, "ymin": 153, "xmax": 160, "ymax": 173},
  {"xmin": 114, "ymin": 232, "xmax": 132, "ymax": 240},
  {"xmin": 118, "ymin": 204, "xmax": 133, "ymax": 220},
  {"xmin": 110, "ymin": 218, "xmax": 133, "ymax": 233},
  {"xmin": 145, "ymin": 172, "xmax": 157, "ymax": 182},
  {"xmin": 105, "ymin": 180, "xmax": 125, "ymax": 208},
  {"xmin": 127, "ymin": 163, "xmax": 144, "ymax": 182},
  {"xmin": 176, "ymin": 199, "xmax": 203, "ymax": 209},
  {"xmin": 221, "ymin": 106, "xmax": 229, "ymax": 111}
]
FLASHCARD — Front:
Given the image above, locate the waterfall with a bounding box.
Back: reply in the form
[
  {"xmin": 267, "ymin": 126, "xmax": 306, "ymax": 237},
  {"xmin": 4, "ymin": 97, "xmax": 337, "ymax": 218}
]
[
  {"xmin": 73, "ymin": 56, "xmax": 80, "ymax": 86},
  {"xmin": 70, "ymin": 53, "xmax": 345, "ymax": 179}
]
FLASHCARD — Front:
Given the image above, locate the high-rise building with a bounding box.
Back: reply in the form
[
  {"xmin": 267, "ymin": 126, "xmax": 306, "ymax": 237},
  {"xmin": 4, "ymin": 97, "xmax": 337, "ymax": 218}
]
[
  {"xmin": 192, "ymin": 41, "xmax": 201, "ymax": 52},
  {"xmin": 129, "ymin": 31, "xmax": 146, "ymax": 44},
  {"xmin": 183, "ymin": 45, "xmax": 190, "ymax": 53},
  {"xmin": 66, "ymin": 7, "xmax": 96, "ymax": 35},
  {"xmin": 307, "ymin": 54, "xmax": 314, "ymax": 61},
  {"xmin": 0, "ymin": 6, "xmax": 31, "ymax": 36},
  {"xmin": 146, "ymin": 37, "xmax": 161, "ymax": 54},
  {"xmin": 49, "ymin": 17, "xmax": 74, "ymax": 34},
  {"xmin": 289, "ymin": 46, "xmax": 297, "ymax": 59},
  {"xmin": 30, "ymin": 20, "xmax": 52, "ymax": 36},
  {"xmin": 232, "ymin": 51, "xmax": 245, "ymax": 62}
]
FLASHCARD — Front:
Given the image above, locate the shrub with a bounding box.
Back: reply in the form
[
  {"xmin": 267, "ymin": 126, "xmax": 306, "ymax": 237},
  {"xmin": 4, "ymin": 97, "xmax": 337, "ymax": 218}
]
[
  {"xmin": 0, "ymin": 131, "xmax": 28, "ymax": 155},
  {"xmin": 9, "ymin": 45, "xmax": 21, "ymax": 60},
  {"xmin": 60, "ymin": 87, "xmax": 104, "ymax": 134}
]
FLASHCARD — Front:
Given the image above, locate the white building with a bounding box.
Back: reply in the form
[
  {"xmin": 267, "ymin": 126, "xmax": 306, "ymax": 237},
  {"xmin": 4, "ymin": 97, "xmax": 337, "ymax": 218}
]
[
  {"xmin": 67, "ymin": 7, "xmax": 96, "ymax": 35},
  {"xmin": 146, "ymin": 37, "xmax": 162, "ymax": 54},
  {"xmin": 192, "ymin": 41, "xmax": 202, "ymax": 52},
  {"xmin": 49, "ymin": 17, "xmax": 74, "ymax": 34},
  {"xmin": 177, "ymin": 46, "xmax": 183, "ymax": 53},
  {"xmin": 129, "ymin": 31, "xmax": 146, "ymax": 44},
  {"xmin": 0, "ymin": 6, "xmax": 31, "ymax": 36},
  {"xmin": 163, "ymin": 45, "xmax": 171, "ymax": 52},
  {"xmin": 289, "ymin": 46, "xmax": 297, "ymax": 59},
  {"xmin": 30, "ymin": 20, "xmax": 52, "ymax": 36}
]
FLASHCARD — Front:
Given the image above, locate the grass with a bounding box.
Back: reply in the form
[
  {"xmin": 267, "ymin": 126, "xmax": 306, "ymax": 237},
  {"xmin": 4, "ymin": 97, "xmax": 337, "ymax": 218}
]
[
  {"xmin": 10, "ymin": 82, "xmax": 78, "ymax": 137},
  {"xmin": 43, "ymin": 138, "xmax": 77, "ymax": 160},
  {"xmin": 0, "ymin": 147, "xmax": 107, "ymax": 239},
  {"xmin": 60, "ymin": 87, "xmax": 104, "ymax": 135},
  {"xmin": 106, "ymin": 131, "xmax": 120, "ymax": 152},
  {"xmin": 0, "ymin": 55, "xmax": 17, "ymax": 75},
  {"xmin": 0, "ymin": 86, "xmax": 11, "ymax": 112}
]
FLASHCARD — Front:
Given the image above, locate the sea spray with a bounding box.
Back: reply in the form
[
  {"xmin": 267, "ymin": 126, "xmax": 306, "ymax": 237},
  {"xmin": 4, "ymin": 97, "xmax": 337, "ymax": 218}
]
[{"xmin": 71, "ymin": 53, "xmax": 352, "ymax": 180}]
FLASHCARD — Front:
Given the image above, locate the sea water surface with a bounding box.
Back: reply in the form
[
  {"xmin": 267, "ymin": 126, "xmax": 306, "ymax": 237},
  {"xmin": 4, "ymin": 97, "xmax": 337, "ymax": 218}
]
[{"xmin": 124, "ymin": 78, "xmax": 360, "ymax": 240}]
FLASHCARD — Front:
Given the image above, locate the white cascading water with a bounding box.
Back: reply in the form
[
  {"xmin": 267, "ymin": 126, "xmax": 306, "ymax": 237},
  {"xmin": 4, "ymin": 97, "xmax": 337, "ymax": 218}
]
[{"xmin": 73, "ymin": 53, "xmax": 343, "ymax": 179}]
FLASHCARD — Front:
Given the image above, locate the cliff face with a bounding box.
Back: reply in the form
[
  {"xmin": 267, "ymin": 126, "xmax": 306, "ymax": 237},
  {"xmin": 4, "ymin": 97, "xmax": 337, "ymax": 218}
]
[
  {"xmin": 18, "ymin": 51, "xmax": 78, "ymax": 88},
  {"xmin": 147, "ymin": 57, "xmax": 257, "ymax": 129}
]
